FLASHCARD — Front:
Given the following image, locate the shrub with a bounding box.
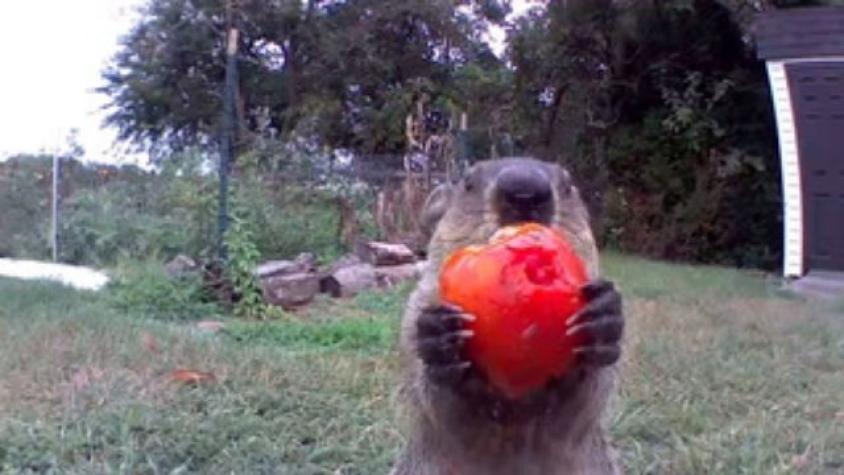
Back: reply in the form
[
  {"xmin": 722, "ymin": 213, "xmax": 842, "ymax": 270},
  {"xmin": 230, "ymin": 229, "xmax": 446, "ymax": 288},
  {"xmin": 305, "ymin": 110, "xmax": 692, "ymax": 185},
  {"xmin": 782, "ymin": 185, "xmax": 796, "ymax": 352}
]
[
  {"xmin": 107, "ymin": 261, "xmax": 221, "ymax": 321},
  {"xmin": 230, "ymin": 173, "xmax": 346, "ymax": 263},
  {"xmin": 0, "ymin": 155, "xmax": 53, "ymax": 260},
  {"xmin": 602, "ymin": 72, "xmax": 781, "ymax": 269},
  {"xmin": 224, "ymin": 207, "xmax": 266, "ymax": 318},
  {"xmin": 36, "ymin": 151, "xmax": 364, "ymax": 267}
]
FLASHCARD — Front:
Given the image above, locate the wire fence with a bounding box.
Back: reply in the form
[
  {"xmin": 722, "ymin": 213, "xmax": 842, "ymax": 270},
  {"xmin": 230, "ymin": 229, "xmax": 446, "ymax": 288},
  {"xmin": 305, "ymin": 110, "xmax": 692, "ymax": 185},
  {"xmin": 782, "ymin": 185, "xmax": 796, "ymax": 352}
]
[{"xmin": 0, "ymin": 145, "xmax": 484, "ymax": 268}]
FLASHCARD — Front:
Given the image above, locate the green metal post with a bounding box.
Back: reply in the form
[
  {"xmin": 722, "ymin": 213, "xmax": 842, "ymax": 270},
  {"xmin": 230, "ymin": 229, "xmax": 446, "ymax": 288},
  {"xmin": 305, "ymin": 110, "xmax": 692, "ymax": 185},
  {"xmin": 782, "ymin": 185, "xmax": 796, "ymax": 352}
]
[{"xmin": 217, "ymin": 19, "xmax": 239, "ymax": 262}]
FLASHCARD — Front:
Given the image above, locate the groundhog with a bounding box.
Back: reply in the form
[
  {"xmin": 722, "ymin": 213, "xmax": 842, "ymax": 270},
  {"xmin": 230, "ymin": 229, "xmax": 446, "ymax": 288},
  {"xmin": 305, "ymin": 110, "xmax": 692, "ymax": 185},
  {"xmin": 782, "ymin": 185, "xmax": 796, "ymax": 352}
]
[{"xmin": 391, "ymin": 157, "xmax": 624, "ymax": 475}]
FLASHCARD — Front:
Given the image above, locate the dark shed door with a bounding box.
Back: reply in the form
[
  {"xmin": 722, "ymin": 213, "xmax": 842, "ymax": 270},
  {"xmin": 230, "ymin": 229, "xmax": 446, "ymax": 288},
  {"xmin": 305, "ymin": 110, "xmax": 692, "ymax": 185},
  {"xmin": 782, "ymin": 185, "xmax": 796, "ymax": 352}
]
[{"xmin": 787, "ymin": 62, "xmax": 844, "ymax": 271}]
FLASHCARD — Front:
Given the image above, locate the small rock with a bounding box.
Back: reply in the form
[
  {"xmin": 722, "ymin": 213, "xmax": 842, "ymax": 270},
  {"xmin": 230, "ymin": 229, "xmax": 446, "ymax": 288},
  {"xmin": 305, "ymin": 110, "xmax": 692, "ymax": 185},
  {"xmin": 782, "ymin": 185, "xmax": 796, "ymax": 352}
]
[
  {"xmin": 356, "ymin": 241, "xmax": 417, "ymax": 266},
  {"xmin": 165, "ymin": 255, "xmax": 198, "ymax": 278},
  {"xmin": 318, "ymin": 254, "xmax": 361, "ymax": 293},
  {"xmin": 255, "ymin": 260, "xmax": 303, "ymax": 279},
  {"xmin": 254, "ymin": 253, "xmax": 318, "ymax": 279},
  {"xmin": 322, "ymin": 263, "xmax": 377, "ymax": 298},
  {"xmin": 260, "ymin": 272, "xmax": 320, "ymax": 309},
  {"xmin": 374, "ymin": 262, "xmax": 424, "ymax": 288},
  {"xmin": 294, "ymin": 252, "xmax": 317, "ymax": 270}
]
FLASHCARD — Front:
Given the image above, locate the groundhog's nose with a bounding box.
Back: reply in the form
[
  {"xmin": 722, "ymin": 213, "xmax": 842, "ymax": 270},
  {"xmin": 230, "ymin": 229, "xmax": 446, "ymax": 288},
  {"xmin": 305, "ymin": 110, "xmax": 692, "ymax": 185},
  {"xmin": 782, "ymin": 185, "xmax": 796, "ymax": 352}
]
[
  {"xmin": 497, "ymin": 165, "xmax": 552, "ymax": 208},
  {"xmin": 495, "ymin": 165, "xmax": 553, "ymax": 223}
]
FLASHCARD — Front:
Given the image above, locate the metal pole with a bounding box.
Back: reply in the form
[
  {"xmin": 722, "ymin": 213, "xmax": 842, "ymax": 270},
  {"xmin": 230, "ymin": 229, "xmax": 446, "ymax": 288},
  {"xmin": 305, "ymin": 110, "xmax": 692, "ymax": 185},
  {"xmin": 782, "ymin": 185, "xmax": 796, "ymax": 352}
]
[
  {"xmin": 51, "ymin": 151, "xmax": 60, "ymax": 262},
  {"xmin": 457, "ymin": 112, "xmax": 469, "ymax": 172},
  {"xmin": 217, "ymin": 8, "xmax": 239, "ymax": 262}
]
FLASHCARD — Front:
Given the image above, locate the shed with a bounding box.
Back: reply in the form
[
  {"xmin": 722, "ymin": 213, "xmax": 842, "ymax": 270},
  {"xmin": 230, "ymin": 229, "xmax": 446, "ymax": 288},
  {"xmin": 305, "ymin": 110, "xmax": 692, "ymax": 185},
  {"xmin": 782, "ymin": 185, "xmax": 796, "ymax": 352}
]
[{"xmin": 755, "ymin": 7, "xmax": 844, "ymax": 278}]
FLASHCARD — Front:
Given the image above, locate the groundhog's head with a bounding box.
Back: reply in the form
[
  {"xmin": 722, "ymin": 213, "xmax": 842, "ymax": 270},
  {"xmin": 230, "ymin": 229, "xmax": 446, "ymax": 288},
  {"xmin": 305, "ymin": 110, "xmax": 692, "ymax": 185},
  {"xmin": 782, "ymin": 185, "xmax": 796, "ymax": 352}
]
[{"xmin": 422, "ymin": 157, "xmax": 596, "ymax": 270}]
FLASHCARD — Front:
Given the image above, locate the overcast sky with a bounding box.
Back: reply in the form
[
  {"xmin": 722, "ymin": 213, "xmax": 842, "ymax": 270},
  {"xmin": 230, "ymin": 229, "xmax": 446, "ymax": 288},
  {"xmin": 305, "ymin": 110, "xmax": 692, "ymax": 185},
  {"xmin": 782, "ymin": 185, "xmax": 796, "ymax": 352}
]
[
  {"xmin": 0, "ymin": 0, "xmax": 537, "ymax": 166},
  {"xmin": 0, "ymin": 0, "xmax": 143, "ymax": 164}
]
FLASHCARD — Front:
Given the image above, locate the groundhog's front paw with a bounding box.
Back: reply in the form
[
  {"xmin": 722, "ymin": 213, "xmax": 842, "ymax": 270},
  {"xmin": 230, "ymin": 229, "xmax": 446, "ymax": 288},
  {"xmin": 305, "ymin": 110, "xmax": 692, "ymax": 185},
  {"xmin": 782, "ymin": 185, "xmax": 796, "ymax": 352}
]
[
  {"xmin": 416, "ymin": 304, "xmax": 476, "ymax": 387},
  {"xmin": 566, "ymin": 278, "xmax": 624, "ymax": 368}
]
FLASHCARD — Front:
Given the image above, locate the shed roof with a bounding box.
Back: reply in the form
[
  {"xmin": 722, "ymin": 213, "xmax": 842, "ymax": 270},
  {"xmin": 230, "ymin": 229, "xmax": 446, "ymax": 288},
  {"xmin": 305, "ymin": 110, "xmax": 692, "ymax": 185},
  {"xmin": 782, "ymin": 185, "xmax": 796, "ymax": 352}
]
[{"xmin": 755, "ymin": 7, "xmax": 844, "ymax": 60}]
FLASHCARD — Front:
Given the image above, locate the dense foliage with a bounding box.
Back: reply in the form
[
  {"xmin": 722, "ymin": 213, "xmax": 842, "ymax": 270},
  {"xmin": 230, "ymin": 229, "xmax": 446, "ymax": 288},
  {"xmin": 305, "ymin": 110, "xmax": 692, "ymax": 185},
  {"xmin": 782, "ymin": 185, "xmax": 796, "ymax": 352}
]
[
  {"xmin": 99, "ymin": 0, "xmax": 510, "ymax": 157},
  {"xmin": 4, "ymin": 0, "xmax": 835, "ymax": 270},
  {"xmin": 0, "ymin": 152, "xmax": 368, "ymax": 266}
]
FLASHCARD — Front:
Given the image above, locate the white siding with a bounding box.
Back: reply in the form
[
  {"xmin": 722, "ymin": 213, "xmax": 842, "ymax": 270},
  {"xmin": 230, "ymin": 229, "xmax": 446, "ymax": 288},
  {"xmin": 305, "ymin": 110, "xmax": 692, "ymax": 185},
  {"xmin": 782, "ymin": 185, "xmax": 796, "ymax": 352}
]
[{"xmin": 765, "ymin": 61, "xmax": 804, "ymax": 277}]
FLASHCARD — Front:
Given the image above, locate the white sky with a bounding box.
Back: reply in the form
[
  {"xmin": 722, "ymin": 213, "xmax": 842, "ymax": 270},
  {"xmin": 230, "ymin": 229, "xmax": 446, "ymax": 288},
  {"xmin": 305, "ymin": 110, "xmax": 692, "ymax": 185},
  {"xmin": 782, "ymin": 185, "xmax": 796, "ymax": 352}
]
[
  {"xmin": 0, "ymin": 0, "xmax": 537, "ymax": 166},
  {"xmin": 0, "ymin": 0, "xmax": 144, "ymax": 164}
]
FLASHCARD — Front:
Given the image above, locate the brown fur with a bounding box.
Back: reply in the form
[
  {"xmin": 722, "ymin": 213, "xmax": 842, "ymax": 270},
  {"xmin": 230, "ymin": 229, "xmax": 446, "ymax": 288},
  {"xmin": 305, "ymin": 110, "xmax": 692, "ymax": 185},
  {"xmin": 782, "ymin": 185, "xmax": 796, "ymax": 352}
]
[{"xmin": 392, "ymin": 158, "xmax": 621, "ymax": 475}]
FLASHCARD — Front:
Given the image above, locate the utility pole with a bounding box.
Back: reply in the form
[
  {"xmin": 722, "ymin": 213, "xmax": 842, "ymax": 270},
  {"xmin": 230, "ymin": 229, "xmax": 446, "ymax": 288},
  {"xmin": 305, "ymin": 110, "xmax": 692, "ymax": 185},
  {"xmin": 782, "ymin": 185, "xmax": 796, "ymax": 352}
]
[
  {"xmin": 51, "ymin": 150, "xmax": 60, "ymax": 262},
  {"xmin": 457, "ymin": 112, "xmax": 469, "ymax": 173},
  {"xmin": 217, "ymin": 0, "xmax": 239, "ymax": 262}
]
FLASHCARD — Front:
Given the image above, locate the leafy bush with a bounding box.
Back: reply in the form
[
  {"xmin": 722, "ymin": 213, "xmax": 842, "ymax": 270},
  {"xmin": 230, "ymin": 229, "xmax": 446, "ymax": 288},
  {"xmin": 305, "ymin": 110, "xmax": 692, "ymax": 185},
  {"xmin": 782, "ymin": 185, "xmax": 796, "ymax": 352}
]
[
  {"xmin": 107, "ymin": 261, "xmax": 220, "ymax": 321},
  {"xmin": 602, "ymin": 71, "xmax": 781, "ymax": 269},
  {"xmin": 230, "ymin": 173, "xmax": 347, "ymax": 263},
  {"xmin": 224, "ymin": 208, "xmax": 266, "ymax": 318},
  {"xmin": 61, "ymin": 185, "xmax": 198, "ymax": 266},
  {"xmin": 0, "ymin": 149, "xmax": 376, "ymax": 268},
  {"xmin": 0, "ymin": 155, "xmax": 54, "ymax": 259}
]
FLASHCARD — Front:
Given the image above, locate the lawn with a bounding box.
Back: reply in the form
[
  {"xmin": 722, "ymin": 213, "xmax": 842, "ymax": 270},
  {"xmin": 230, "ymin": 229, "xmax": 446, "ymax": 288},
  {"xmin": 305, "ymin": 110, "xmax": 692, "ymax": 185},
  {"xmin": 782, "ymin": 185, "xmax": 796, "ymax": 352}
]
[{"xmin": 0, "ymin": 254, "xmax": 842, "ymax": 474}]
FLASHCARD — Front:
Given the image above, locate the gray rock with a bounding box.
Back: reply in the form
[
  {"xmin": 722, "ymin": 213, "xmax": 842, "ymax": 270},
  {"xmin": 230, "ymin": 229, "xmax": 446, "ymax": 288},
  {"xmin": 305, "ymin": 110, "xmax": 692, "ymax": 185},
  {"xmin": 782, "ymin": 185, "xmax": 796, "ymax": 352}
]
[
  {"xmin": 255, "ymin": 252, "xmax": 318, "ymax": 279},
  {"xmin": 318, "ymin": 254, "xmax": 362, "ymax": 293},
  {"xmin": 355, "ymin": 241, "xmax": 417, "ymax": 266},
  {"xmin": 374, "ymin": 262, "xmax": 424, "ymax": 288},
  {"xmin": 260, "ymin": 272, "xmax": 320, "ymax": 309},
  {"xmin": 321, "ymin": 263, "xmax": 377, "ymax": 298},
  {"xmin": 165, "ymin": 255, "xmax": 198, "ymax": 278}
]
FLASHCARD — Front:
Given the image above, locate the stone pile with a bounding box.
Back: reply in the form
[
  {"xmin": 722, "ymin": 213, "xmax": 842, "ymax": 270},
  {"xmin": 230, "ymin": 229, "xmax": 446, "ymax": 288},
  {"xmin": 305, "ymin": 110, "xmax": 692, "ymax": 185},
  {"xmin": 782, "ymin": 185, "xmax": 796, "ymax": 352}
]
[{"xmin": 255, "ymin": 242, "xmax": 424, "ymax": 310}]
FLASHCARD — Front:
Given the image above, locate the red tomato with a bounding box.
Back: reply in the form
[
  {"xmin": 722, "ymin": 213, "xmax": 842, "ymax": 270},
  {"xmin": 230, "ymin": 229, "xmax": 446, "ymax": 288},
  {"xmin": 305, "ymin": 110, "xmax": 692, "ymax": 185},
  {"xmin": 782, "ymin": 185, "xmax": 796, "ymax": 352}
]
[{"xmin": 439, "ymin": 223, "xmax": 588, "ymax": 399}]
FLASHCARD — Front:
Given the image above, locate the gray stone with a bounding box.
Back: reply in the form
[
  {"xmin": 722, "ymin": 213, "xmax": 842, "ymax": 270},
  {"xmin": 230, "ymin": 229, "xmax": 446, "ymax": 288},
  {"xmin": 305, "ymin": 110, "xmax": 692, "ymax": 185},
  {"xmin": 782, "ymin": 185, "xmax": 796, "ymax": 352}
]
[
  {"xmin": 165, "ymin": 255, "xmax": 198, "ymax": 278},
  {"xmin": 374, "ymin": 262, "xmax": 425, "ymax": 288},
  {"xmin": 260, "ymin": 272, "xmax": 320, "ymax": 309},
  {"xmin": 356, "ymin": 241, "xmax": 417, "ymax": 266},
  {"xmin": 255, "ymin": 253, "xmax": 318, "ymax": 279},
  {"xmin": 321, "ymin": 263, "xmax": 377, "ymax": 298},
  {"xmin": 318, "ymin": 254, "xmax": 362, "ymax": 293}
]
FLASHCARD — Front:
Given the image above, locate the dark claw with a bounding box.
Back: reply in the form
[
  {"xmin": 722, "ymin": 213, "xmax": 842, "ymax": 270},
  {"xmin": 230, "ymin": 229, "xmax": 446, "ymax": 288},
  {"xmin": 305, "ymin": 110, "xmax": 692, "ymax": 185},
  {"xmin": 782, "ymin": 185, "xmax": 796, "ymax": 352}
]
[
  {"xmin": 567, "ymin": 283, "xmax": 621, "ymax": 328},
  {"xmin": 418, "ymin": 329, "xmax": 474, "ymax": 365},
  {"xmin": 567, "ymin": 278, "xmax": 624, "ymax": 369},
  {"xmin": 417, "ymin": 305, "xmax": 474, "ymax": 336},
  {"xmin": 581, "ymin": 278, "xmax": 615, "ymax": 300},
  {"xmin": 427, "ymin": 361, "xmax": 473, "ymax": 386},
  {"xmin": 416, "ymin": 304, "xmax": 477, "ymax": 387},
  {"xmin": 566, "ymin": 316, "xmax": 624, "ymax": 345}
]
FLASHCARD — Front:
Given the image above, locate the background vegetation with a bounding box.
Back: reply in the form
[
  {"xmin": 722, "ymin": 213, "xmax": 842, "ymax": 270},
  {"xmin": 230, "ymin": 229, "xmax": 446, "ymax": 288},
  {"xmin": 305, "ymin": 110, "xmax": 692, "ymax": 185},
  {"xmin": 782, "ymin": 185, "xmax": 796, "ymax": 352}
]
[
  {"xmin": 0, "ymin": 148, "xmax": 371, "ymax": 266},
  {"xmin": 6, "ymin": 0, "xmax": 842, "ymax": 271}
]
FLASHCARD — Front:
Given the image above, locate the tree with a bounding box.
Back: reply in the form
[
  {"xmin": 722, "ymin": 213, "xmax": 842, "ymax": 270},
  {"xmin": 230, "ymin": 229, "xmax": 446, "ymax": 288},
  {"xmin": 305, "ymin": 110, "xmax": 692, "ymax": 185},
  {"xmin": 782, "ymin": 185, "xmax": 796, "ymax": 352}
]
[
  {"xmin": 100, "ymin": 0, "xmax": 311, "ymax": 158},
  {"xmin": 508, "ymin": 0, "xmax": 627, "ymax": 225},
  {"xmin": 101, "ymin": 0, "xmax": 789, "ymax": 268},
  {"xmin": 506, "ymin": 0, "xmax": 782, "ymax": 268},
  {"xmin": 100, "ymin": 0, "xmax": 510, "ymax": 159}
]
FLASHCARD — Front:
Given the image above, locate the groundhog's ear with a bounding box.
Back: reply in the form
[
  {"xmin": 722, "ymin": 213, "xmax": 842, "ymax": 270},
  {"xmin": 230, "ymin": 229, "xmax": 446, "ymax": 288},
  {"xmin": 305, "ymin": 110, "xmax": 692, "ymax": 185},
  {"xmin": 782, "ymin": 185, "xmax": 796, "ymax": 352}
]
[{"xmin": 420, "ymin": 183, "xmax": 453, "ymax": 241}]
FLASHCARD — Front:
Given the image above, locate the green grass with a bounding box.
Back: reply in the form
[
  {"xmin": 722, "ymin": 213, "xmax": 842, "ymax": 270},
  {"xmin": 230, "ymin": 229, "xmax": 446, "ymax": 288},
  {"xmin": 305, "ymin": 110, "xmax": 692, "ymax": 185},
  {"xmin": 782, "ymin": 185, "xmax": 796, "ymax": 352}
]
[
  {"xmin": 222, "ymin": 290, "xmax": 409, "ymax": 353},
  {"xmin": 107, "ymin": 260, "xmax": 223, "ymax": 321},
  {"xmin": 1, "ymin": 255, "xmax": 842, "ymax": 474}
]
